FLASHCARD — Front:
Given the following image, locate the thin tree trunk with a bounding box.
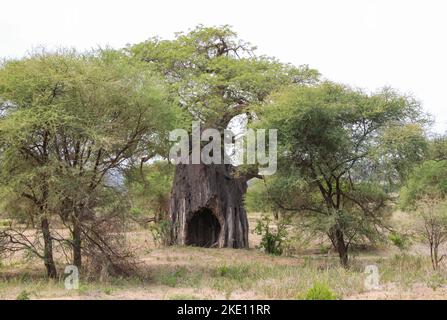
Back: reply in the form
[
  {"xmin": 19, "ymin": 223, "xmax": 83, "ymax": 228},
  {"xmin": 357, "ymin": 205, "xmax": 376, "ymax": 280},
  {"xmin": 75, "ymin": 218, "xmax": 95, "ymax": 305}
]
[
  {"xmin": 41, "ymin": 217, "xmax": 57, "ymax": 278},
  {"xmin": 72, "ymin": 206, "xmax": 83, "ymax": 270},
  {"xmin": 330, "ymin": 227, "xmax": 349, "ymax": 268},
  {"xmin": 430, "ymin": 241, "xmax": 440, "ymax": 270},
  {"xmin": 72, "ymin": 217, "xmax": 82, "ymax": 270}
]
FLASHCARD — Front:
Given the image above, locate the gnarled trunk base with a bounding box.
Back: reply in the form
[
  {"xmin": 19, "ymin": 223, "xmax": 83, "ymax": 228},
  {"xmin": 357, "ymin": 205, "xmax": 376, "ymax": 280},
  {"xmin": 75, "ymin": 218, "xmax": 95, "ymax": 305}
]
[{"xmin": 169, "ymin": 164, "xmax": 249, "ymax": 248}]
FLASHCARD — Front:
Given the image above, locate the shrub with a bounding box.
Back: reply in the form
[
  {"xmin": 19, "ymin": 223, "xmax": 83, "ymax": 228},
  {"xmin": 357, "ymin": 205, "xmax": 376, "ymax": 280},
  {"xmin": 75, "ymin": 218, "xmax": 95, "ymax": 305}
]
[
  {"xmin": 16, "ymin": 290, "xmax": 30, "ymax": 300},
  {"xmin": 254, "ymin": 214, "xmax": 289, "ymax": 255},
  {"xmin": 149, "ymin": 219, "xmax": 170, "ymax": 246},
  {"xmin": 400, "ymin": 161, "xmax": 447, "ymax": 270},
  {"xmin": 388, "ymin": 231, "xmax": 411, "ymax": 251},
  {"xmin": 300, "ymin": 283, "xmax": 337, "ymax": 300},
  {"xmin": 426, "ymin": 273, "xmax": 446, "ymax": 291}
]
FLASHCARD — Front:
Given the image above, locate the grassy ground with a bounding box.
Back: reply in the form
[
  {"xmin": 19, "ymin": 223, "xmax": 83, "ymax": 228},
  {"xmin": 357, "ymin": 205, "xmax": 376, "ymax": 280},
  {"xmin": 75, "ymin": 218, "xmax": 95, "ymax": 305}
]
[{"xmin": 1, "ymin": 213, "xmax": 447, "ymax": 300}]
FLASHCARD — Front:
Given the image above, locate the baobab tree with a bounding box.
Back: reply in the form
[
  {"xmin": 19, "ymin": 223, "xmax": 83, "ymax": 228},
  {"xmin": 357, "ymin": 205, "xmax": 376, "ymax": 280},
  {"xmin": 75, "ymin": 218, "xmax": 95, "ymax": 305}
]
[{"xmin": 130, "ymin": 25, "xmax": 319, "ymax": 248}]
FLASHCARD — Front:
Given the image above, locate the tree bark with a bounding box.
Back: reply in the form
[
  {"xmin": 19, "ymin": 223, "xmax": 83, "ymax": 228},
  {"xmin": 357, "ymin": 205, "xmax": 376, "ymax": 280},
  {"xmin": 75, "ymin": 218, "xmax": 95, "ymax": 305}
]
[
  {"xmin": 169, "ymin": 163, "xmax": 249, "ymax": 248},
  {"xmin": 330, "ymin": 227, "xmax": 349, "ymax": 268},
  {"xmin": 72, "ymin": 215, "xmax": 82, "ymax": 270},
  {"xmin": 41, "ymin": 217, "xmax": 57, "ymax": 278}
]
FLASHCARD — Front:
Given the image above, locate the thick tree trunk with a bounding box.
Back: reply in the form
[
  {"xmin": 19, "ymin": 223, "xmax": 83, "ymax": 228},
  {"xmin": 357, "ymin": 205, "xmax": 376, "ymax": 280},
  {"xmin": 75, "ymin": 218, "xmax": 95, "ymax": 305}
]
[
  {"xmin": 41, "ymin": 217, "xmax": 57, "ymax": 279},
  {"xmin": 169, "ymin": 164, "xmax": 249, "ymax": 248}
]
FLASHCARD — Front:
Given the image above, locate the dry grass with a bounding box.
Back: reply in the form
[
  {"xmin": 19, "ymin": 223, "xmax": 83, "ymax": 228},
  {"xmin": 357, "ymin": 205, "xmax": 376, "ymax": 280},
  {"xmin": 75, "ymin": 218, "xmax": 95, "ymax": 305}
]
[{"xmin": 1, "ymin": 212, "xmax": 447, "ymax": 300}]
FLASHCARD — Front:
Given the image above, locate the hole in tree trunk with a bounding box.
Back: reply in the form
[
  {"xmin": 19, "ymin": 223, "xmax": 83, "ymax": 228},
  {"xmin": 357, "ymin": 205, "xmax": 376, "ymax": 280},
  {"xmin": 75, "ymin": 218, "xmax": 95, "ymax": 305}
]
[{"xmin": 186, "ymin": 208, "xmax": 221, "ymax": 247}]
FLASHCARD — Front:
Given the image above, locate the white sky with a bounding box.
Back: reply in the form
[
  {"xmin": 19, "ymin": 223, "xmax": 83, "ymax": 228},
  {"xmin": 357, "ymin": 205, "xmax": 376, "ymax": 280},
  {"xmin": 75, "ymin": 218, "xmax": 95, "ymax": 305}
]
[{"xmin": 1, "ymin": 0, "xmax": 446, "ymax": 133}]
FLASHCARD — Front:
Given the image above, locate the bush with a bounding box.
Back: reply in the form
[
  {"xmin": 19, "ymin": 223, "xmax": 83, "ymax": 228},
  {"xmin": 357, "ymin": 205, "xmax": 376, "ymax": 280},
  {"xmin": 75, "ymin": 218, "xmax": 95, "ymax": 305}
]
[
  {"xmin": 426, "ymin": 273, "xmax": 446, "ymax": 291},
  {"xmin": 16, "ymin": 290, "xmax": 30, "ymax": 300},
  {"xmin": 149, "ymin": 219, "xmax": 170, "ymax": 246},
  {"xmin": 300, "ymin": 283, "xmax": 337, "ymax": 300},
  {"xmin": 400, "ymin": 160, "xmax": 447, "ymax": 270},
  {"xmin": 254, "ymin": 214, "xmax": 289, "ymax": 255},
  {"xmin": 0, "ymin": 219, "xmax": 11, "ymax": 228},
  {"xmin": 388, "ymin": 231, "xmax": 411, "ymax": 251}
]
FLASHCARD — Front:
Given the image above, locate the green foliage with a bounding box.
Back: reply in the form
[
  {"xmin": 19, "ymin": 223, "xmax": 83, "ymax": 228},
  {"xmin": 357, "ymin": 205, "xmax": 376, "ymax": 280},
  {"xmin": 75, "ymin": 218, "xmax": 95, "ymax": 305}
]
[
  {"xmin": 125, "ymin": 161, "xmax": 174, "ymax": 220},
  {"xmin": 0, "ymin": 26, "xmax": 439, "ymax": 287},
  {"xmin": 428, "ymin": 135, "xmax": 447, "ymax": 161},
  {"xmin": 16, "ymin": 290, "xmax": 30, "ymax": 300},
  {"xmin": 255, "ymin": 82, "xmax": 426, "ymax": 265},
  {"xmin": 215, "ymin": 264, "xmax": 251, "ymax": 282},
  {"xmin": 388, "ymin": 231, "xmax": 411, "ymax": 251},
  {"xmin": 0, "ymin": 49, "xmax": 182, "ymax": 275},
  {"xmin": 149, "ymin": 219, "xmax": 170, "ymax": 246},
  {"xmin": 426, "ymin": 272, "xmax": 446, "ymax": 290},
  {"xmin": 299, "ymin": 282, "xmax": 337, "ymax": 300},
  {"xmin": 378, "ymin": 124, "xmax": 428, "ymax": 188},
  {"xmin": 245, "ymin": 179, "xmax": 276, "ymax": 213},
  {"xmin": 399, "ymin": 160, "xmax": 447, "ymax": 269},
  {"xmin": 400, "ymin": 160, "xmax": 447, "ymax": 209},
  {"xmin": 0, "ymin": 49, "xmax": 180, "ymax": 218},
  {"xmin": 125, "ymin": 161, "xmax": 173, "ymax": 246},
  {"xmin": 0, "ymin": 219, "xmax": 11, "ymax": 228},
  {"xmin": 254, "ymin": 214, "xmax": 289, "ymax": 255},
  {"xmin": 159, "ymin": 267, "xmax": 188, "ymax": 287},
  {"xmin": 103, "ymin": 288, "xmax": 113, "ymax": 295},
  {"xmin": 129, "ymin": 25, "xmax": 319, "ymax": 128}
]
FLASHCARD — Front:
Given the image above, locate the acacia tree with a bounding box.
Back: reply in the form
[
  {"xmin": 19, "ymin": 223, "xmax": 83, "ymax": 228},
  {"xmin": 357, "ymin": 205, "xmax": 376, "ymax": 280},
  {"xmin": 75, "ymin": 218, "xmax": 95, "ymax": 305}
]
[
  {"xmin": 125, "ymin": 161, "xmax": 174, "ymax": 223},
  {"xmin": 400, "ymin": 160, "xmax": 447, "ymax": 270},
  {"xmin": 428, "ymin": 135, "xmax": 447, "ymax": 162},
  {"xmin": 256, "ymin": 82, "xmax": 426, "ymax": 266},
  {"xmin": 0, "ymin": 50, "xmax": 179, "ymax": 276},
  {"xmin": 130, "ymin": 25, "xmax": 319, "ymax": 248}
]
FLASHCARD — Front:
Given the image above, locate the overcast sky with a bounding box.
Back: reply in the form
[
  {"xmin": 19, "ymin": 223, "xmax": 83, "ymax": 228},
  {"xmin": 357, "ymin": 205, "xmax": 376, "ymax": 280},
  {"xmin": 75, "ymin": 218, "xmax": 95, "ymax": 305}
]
[{"xmin": 1, "ymin": 0, "xmax": 446, "ymax": 132}]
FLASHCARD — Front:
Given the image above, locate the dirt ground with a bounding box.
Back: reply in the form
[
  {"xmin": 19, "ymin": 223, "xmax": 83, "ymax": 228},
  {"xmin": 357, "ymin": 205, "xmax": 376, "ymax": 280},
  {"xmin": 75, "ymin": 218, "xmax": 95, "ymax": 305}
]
[{"xmin": 1, "ymin": 213, "xmax": 447, "ymax": 300}]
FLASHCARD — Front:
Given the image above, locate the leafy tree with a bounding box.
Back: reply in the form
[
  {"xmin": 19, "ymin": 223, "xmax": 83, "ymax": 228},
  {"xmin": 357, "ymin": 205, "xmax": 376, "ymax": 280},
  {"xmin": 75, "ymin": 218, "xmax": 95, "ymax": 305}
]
[
  {"xmin": 245, "ymin": 179, "xmax": 279, "ymax": 216},
  {"xmin": 378, "ymin": 123, "xmax": 428, "ymax": 186},
  {"xmin": 129, "ymin": 25, "xmax": 320, "ymax": 248},
  {"xmin": 129, "ymin": 25, "xmax": 319, "ymax": 129},
  {"xmin": 125, "ymin": 160, "xmax": 174, "ymax": 223},
  {"xmin": 256, "ymin": 82, "xmax": 426, "ymax": 266},
  {"xmin": 400, "ymin": 160, "xmax": 447, "ymax": 204},
  {"xmin": 0, "ymin": 49, "xmax": 180, "ymax": 276},
  {"xmin": 400, "ymin": 160, "xmax": 447, "ymax": 270},
  {"xmin": 427, "ymin": 135, "xmax": 447, "ymax": 162}
]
